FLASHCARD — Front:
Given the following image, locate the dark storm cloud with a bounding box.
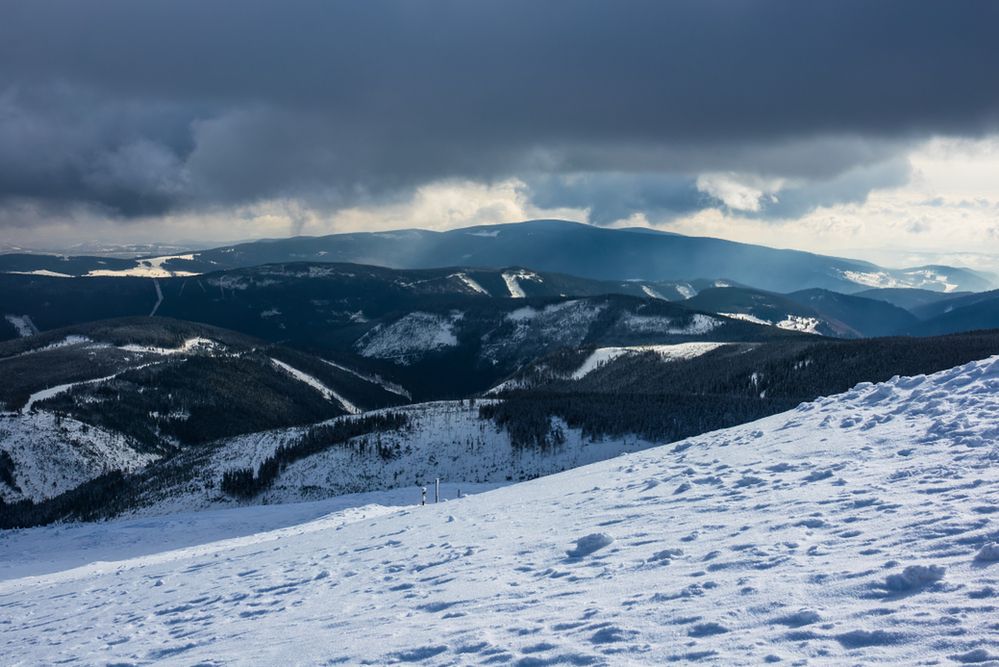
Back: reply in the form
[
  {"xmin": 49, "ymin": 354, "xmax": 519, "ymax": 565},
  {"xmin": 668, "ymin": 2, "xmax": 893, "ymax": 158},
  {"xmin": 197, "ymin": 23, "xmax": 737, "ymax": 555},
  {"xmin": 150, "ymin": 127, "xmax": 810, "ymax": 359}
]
[
  {"xmin": 1, "ymin": 0, "xmax": 998, "ymax": 221},
  {"xmin": 525, "ymin": 173, "xmax": 706, "ymax": 225}
]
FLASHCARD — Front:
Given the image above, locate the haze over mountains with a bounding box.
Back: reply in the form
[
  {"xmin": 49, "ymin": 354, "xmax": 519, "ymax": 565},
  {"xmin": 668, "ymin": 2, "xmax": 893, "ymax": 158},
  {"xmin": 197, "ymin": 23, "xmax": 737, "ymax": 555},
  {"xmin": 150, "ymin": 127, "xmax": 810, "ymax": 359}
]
[{"xmin": 2, "ymin": 220, "xmax": 994, "ymax": 293}]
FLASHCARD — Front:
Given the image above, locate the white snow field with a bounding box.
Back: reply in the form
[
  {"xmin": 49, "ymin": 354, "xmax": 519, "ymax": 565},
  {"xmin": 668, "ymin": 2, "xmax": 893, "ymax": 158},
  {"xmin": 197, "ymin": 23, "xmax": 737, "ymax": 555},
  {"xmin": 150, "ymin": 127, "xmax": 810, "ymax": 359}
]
[
  {"xmin": 3, "ymin": 358, "xmax": 999, "ymax": 665},
  {"xmin": 356, "ymin": 311, "xmax": 463, "ymax": 364},
  {"xmin": 85, "ymin": 254, "xmax": 200, "ymax": 278},
  {"xmin": 0, "ymin": 412, "xmax": 158, "ymax": 503},
  {"xmin": 136, "ymin": 401, "xmax": 657, "ymax": 517},
  {"xmin": 571, "ymin": 342, "xmax": 728, "ymax": 380},
  {"xmin": 501, "ymin": 269, "xmax": 544, "ymax": 298}
]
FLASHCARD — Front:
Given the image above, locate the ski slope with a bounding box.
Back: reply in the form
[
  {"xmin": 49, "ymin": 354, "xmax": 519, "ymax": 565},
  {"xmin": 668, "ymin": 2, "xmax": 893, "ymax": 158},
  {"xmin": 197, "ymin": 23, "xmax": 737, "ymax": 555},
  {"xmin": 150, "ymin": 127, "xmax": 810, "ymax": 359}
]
[{"xmin": 2, "ymin": 357, "xmax": 999, "ymax": 664}]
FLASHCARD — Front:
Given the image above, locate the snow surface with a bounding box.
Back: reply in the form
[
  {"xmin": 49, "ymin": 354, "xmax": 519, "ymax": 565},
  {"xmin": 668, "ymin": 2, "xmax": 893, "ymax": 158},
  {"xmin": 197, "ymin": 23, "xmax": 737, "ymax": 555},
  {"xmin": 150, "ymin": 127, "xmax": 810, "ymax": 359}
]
[
  {"xmin": 20, "ymin": 372, "xmax": 121, "ymax": 414},
  {"xmin": 483, "ymin": 301, "xmax": 606, "ymax": 362},
  {"xmin": 3, "ymin": 336, "xmax": 94, "ymax": 361},
  {"xmin": 269, "ymin": 358, "xmax": 361, "ymax": 414},
  {"xmin": 501, "ymin": 269, "xmax": 543, "ymax": 298},
  {"xmin": 4, "ymin": 269, "xmax": 73, "ymax": 278},
  {"xmin": 676, "ymin": 283, "xmax": 697, "ymax": 299},
  {"xmin": 839, "ymin": 268, "xmax": 962, "ymax": 293},
  {"xmin": 640, "ymin": 285, "xmax": 667, "ymax": 300},
  {"xmin": 776, "ymin": 314, "xmax": 823, "ymax": 335},
  {"xmin": 722, "ymin": 312, "xmax": 824, "ymax": 335},
  {"xmin": 721, "ymin": 312, "xmax": 772, "ymax": 326},
  {"xmin": 118, "ymin": 336, "xmax": 220, "ymax": 356},
  {"xmin": 356, "ymin": 311, "xmax": 462, "ymax": 364},
  {"xmin": 4, "ymin": 314, "xmax": 37, "ymax": 337},
  {"xmin": 621, "ymin": 312, "xmax": 721, "ymax": 335},
  {"xmin": 0, "ymin": 412, "xmax": 157, "ymax": 503},
  {"xmin": 571, "ymin": 342, "xmax": 728, "ymax": 380},
  {"xmin": 321, "ymin": 359, "xmax": 411, "ymax": 399},
  {"xmin": 85, "ymin": 254, "xmax": 199, "ymax": 278},
  {"xmin": 455, "ymin": 272, "xmax": 490, "ymax": 296},
  {"xmin": 134, "ymin": 401, "xmax": 657, "ymax": 517},
  {"xmin": 3, "ymin": 358, "xmax": 999, "ymax": 664}
]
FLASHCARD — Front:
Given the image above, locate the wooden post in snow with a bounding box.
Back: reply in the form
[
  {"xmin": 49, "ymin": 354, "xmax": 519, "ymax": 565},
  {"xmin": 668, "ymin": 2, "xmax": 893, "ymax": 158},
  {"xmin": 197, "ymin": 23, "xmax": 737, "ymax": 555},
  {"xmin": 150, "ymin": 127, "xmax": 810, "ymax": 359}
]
[{"xmin": 435, "ymin": 478, "xmax": 440, "ymax": 503}]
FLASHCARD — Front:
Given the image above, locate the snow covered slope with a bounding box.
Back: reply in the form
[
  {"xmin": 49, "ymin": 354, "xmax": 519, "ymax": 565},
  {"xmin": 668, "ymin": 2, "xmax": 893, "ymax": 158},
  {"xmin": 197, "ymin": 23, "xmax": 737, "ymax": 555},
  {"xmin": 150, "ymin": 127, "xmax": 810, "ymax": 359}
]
[
  {"xmin": 0, "ymin": 412, "xmax": 157, "ymax": 503},
  {"xmin": 2, "ymin": 358, "xmax": 998, "ymax": 664},
  {"xmin": 129, "ymin": 401, "xmax": 658, "ymax": 517}
]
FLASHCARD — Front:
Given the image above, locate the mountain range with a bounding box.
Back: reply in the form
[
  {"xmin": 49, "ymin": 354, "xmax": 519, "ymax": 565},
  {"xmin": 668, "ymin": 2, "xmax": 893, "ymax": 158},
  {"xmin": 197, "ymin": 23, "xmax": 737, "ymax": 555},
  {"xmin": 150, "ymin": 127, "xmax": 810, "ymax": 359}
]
[
  {"xmin": 1, "ymin": 220, "xmax": 993, "ymax": 293},
  {"xmin": 3, "ymin": 220, "xmax": 999, "ymax": 527}
]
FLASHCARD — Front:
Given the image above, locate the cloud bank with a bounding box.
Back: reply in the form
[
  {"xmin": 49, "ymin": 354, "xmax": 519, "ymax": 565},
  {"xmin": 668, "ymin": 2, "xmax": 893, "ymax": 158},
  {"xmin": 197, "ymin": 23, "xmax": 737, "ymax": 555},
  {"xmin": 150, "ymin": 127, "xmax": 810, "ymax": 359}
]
[{"xmin": 1, "ymin": 0, "xmax": 998, "ymax": 256}]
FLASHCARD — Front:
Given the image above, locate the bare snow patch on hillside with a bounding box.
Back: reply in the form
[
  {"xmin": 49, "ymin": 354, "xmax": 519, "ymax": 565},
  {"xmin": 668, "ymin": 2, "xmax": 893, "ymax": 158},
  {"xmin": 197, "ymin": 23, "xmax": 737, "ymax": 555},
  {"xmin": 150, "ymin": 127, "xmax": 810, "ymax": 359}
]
[
  {"xmin": 484, "ymin": 301, "xmax": 606, "ymax": 361},
  {"xmin": 5, "ymin": 269, "xmax": 74, "ymax": 278},
  {"xmin": 571, "ymin": 342, "xmax": 728, "ymax": 379},
  {"xmin": 164, "ymin": 401, "xmax": 658, "ymax": 516},
  {"xmin": 86, "ymin": 254, "xmax": 199, "ymax": 278},
  {"xmin": 0, "ymin": 412, "xmax": 157, "ymax": 503},
  {"xmin": 676, "ymin": 283, "xmax": 697, "ymax": 298},
  {"xmin": 119, "ymin": 337, "xmax": 221, "ymax": 356},
  {"xmin": 357, "ymin": 311, "xmax": 462, "ymax": 364},
  {"xmin": 21, "ymin": 373, "xmax": 122, "ymax": 414},
  {"xmin": 776, "ymin": 314, "xmax": 823, "ymax": 334},
  {"xmin": 4, "ymin": 314, "xmax": 38, "ymax": 337},
  {"xmin": 269, "ymin": 359, "xmax": 360, "ymax": 414},
  {"xmin": 321, "ymin": 359, "xmax": 411, "ymax": 399},
  {"xmin": 621, "ymin": 312, "xmax": 721, "ymax": 335},
  {"xmin": 455, "ymin": 273, "xmax": 489, "ymax": 295},
  {"xmin": 721, "ymin": 312, "xmax": 772, "ymax": 326},
  {"xmin": 501, "ymin": 269, "xmax": 543, "ymax": 298},
  {"xmin": 641, "ymin": 285, "xmax": 667, "ymax": 300},
  {"xmin": 4, "ymin": 335, "xmax": 94, "ymax": 360}
]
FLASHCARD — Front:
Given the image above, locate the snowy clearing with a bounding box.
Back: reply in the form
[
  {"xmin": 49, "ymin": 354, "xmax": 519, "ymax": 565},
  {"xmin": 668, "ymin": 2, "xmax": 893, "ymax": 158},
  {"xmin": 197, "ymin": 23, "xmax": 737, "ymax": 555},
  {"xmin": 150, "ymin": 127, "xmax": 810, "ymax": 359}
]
[
  {"xmin": 455, "ymin": 272, "xmax": 490, "ymax": 295},
  {"xmin": 119, "ymin": 337, "xmax": 221, "ymax": 356},
  {"xmin": 501, "ymin": 269, "xmax": 543, "ymax": 298},
  {"xmin": 621, "ymin": 312, "xmax": 721, "ymax": 335},
  {"xmin": 356, "ymin": 311, "xmax": 463, "ymax": 364},
  {"xmin": 4, "ymin": 314, "xmax": 38, "ymax": 337},
  {"xmin": 571, "ymin": 342, "xmax": 728, "ymax": 379},
  {"xmin": 85, "ymin": 254, "xmax": 200, "ymax": 278},
  {"xmin": 269, "ymin": 358, "xmax": 361, "ymax": 414},
  {"xmin": 4, "ymin": 269, "xmax": 73, "ymax": 278},
  {"xmin": 2, "ymin": 357, "xmax": 998, "ymax": 664},
  {"xmin": 640, "ymin": 285, "xmax": 667, "ymax": 300},
  {"xmin": 720, "ymin": 312, "xmax": 772, "ymax": 326},
  {"xmin": 0, "ymin": 412, "xmax": 157, "ymax": 503},
  {"xmin": 776, "ymin": 314, "xmax": 823, "ymax": 335},
  {"xmin": 321, "ymin": 358, "xmax": 411, "ymax": 399},
  {"xmin": 676, "ymin": 283, "xmax": 697, "ymax": 299},
  {"xmin": 20, "ymin": 373, "xmax": 120, "ymax": 414},
  {"xmin": 137, "ymin": 401, "xmax": 656, "ymax": 517}
]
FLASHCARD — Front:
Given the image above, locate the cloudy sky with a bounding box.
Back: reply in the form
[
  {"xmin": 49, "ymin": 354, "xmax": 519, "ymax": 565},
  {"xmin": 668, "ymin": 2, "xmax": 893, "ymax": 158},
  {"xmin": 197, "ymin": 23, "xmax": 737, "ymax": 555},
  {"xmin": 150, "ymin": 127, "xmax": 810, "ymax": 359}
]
[{"xmin": 2, "ymin": 1, "xmax": 999, "ymax": 268}]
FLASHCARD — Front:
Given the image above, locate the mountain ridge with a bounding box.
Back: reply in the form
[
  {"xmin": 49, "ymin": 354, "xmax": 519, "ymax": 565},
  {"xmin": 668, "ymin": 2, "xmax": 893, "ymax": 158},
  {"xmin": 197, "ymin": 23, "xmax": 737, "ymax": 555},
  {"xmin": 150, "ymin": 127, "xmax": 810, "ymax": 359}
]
[{"xmin": 1, "ymin": 220, "xmax": 992, "ymax": 293}]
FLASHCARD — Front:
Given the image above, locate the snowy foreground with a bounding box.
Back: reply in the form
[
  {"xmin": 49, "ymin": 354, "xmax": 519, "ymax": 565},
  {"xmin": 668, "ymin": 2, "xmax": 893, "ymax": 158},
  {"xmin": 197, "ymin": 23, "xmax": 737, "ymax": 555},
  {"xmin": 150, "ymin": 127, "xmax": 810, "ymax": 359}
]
[{"xmin": 3, "ymin": 360, "xmax": 999, "ymax": 664}]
